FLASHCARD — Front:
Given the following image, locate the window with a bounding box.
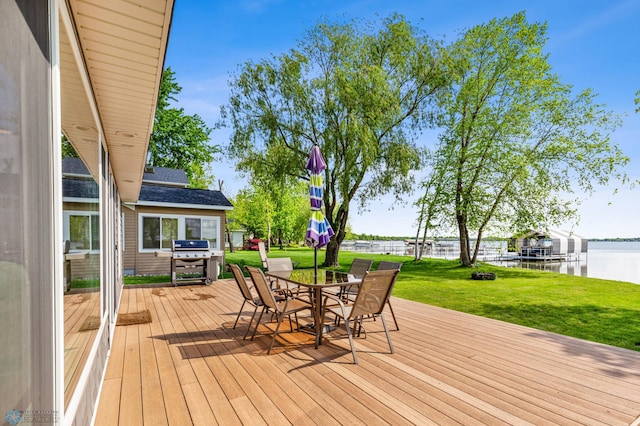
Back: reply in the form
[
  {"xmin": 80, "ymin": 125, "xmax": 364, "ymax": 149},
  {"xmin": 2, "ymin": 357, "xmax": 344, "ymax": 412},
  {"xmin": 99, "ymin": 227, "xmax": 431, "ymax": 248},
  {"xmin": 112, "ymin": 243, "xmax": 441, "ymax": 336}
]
[
  {"xmin": 186, "ymin": 217, "xmax": 219, "ymax": 247},
  {"xmin": 142, "ymin": 216, "xmax": 178, "ymax": 249},
  {"xmin": 185, "ymin": 217, "xmax": 200, "ymax": 239},
  {"xmin": 139, "ymin": 214, "xmax": 220, "ymax": 251},
  {"xmin": 162, "ymin": 217, "xmax": 178, "ymax": 248},
  {"xmin": 64, "ymin": 211, "xmax": 100, "ymax": 251}
]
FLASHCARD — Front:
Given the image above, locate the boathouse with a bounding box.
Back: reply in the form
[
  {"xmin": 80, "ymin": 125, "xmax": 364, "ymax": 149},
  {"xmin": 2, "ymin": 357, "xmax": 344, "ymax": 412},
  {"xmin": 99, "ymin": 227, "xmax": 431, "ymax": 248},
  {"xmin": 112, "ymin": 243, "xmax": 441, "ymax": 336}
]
[{"xmin": 509, "ymin": 229, "xmax": 588, "ymax": 260}]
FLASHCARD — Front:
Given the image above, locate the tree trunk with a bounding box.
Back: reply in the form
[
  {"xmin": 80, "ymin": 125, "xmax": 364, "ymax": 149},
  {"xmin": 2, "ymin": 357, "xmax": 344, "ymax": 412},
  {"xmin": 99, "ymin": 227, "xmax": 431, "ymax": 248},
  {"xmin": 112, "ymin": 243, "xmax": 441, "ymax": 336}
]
[
  {"xmin": 266, "ymin": 219, "xmax": 271, "ymax": 252},
  {"xmin": 457, "ymin": 214, "xmax": 473, "ymax": 266},
  {"xmin": 471, "ymin": 229, "xmax": 484, "ymax": 265},
  {"xmin": 226, "ymin": 224, "xmax": 234, "ymax": 252},
  {"xmin": 413, "ymin": 211, "xmax": 424, "ymax": 261},
  {"xmin": 323, "ymin": 205, "xmax": 349, "ymax": 268},
  {"xmin": 324, "ymin": 239, "xmax": 340, "ymax": 267},
  {"xmin": 420, "ymin": 226, "xmax": 430, "ymax": 259},
  {"xmin": 219, "ymin": 180, "xmax": 234, "ymax": 252}
]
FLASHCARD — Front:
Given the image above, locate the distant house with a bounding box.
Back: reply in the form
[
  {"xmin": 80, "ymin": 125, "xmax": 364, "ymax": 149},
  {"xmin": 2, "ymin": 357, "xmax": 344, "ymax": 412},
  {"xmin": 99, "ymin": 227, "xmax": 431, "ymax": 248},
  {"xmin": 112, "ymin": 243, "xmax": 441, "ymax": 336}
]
[
  {"xmin": 227, "ymin": 227, "xmax": 248, "ymax": 250},
  {"xmin": 63, "ymin": 158, "xmax": 233, "ymax": 277},
  {"xmin": 123, "ymin": 165, "xmax": 233, "ymax": 276},
  {"xmin": 509, "ymin": 229, "xmax": 588, "ymax": 260}
]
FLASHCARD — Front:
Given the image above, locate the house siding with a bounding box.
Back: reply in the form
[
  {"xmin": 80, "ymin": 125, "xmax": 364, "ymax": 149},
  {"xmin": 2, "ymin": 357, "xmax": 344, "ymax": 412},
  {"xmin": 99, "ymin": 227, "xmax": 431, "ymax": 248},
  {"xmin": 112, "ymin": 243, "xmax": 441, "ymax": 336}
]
[{"xmin": 123, "ymin": 207, "xmax": 137, "ymax": 272}]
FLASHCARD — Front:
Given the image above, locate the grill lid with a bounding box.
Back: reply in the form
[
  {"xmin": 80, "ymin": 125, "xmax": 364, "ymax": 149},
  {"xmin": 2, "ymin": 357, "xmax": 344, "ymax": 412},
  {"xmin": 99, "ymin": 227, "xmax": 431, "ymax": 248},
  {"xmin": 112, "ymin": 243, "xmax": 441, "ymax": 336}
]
[{"xmin": 172, "ymin": 240, "xmax": 210, "ymax": 251}]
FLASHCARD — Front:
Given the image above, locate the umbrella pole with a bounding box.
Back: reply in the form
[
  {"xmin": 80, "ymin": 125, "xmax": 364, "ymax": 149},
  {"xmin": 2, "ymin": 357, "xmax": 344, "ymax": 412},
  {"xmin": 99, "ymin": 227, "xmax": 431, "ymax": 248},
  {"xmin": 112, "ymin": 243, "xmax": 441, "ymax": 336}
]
[{"xmin": 314, "ymin": 247, "xmax": 318, "ymax": 284}]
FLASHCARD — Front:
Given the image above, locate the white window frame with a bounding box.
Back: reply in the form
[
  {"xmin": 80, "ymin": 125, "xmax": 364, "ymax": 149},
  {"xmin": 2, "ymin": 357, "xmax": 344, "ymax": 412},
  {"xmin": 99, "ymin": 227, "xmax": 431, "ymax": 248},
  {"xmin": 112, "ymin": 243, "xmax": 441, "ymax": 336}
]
[
  {"xmin": 63, "ymin": 210, "xmax": 100, "ymax": 253},
  {"xmin": 138, "ymin": 213, "xmax": 221, "ymax": 252}
]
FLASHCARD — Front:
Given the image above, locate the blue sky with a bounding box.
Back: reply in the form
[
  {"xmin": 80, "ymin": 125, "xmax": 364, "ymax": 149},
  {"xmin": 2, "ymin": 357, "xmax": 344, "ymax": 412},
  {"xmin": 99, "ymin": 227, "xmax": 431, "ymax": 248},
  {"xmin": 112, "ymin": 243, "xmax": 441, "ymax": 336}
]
[{"xmin": 165, "ymin": 0, "xmax": 640, "ymax": 239}]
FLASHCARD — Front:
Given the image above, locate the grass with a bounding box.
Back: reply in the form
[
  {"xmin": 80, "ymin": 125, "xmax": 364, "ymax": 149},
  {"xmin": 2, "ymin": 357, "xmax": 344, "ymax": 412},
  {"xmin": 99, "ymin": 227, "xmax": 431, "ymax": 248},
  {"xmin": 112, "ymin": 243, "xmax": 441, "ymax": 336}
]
[
  {"xmin": 126, "ymin": 247, "xmax": 640, "ymax": 351},
  {"xmin": 69, "ymin": 279, "xmax": 100, "ymax": 289},
  {"xmin": 123, "ymin": 275, "xmax": 171, "ymax": 285}
]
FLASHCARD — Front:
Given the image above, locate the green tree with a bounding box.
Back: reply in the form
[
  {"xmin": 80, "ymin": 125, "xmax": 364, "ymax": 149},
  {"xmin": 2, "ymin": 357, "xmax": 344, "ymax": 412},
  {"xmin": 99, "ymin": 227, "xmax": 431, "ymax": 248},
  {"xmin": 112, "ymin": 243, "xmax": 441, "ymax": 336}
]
[
  {"xmin": 421, "ymin": 12, "xmax": 629, "ymax": 266},
  {"xmin": 230, "ymin": 178, "xmax": 309, "ymax": 248},
  {"xmin": 272, "ymin": 180, "xmax": 308, "ymax": 247},
  {"xmin": 149, "ymin": 67, "xmax": 218, "ymax": 188},
  {"xmin": 412, "ymin": 151, "xmax": 451, "ymax": 260},
  {"xmin": 222, "ymin": 14, "xmax": 445, "ymax": 266},
  {"xmin": 230, "ymin": 185, "xmax": 272, "ymax": 240},
  {"xmin": 61, "ymin": 134, "xmax": 79, "ymax": 158}
]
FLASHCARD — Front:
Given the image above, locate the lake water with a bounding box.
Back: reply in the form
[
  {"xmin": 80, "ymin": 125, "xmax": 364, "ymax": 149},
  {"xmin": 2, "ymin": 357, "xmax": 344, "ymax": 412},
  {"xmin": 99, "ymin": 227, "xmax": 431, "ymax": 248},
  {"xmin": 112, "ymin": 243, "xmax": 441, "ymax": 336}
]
[
  {"xmin": 489, "ymin": 241, "xmax": 640, "ymax": 285},
  {"xmin": 342, "ymin": 240, "xmax": 640, "ymax": 285}
]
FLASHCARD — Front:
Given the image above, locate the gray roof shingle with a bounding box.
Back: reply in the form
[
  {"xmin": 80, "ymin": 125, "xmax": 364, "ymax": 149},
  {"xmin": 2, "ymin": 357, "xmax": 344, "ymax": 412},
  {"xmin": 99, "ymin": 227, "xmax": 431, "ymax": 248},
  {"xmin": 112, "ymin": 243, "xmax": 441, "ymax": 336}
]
[
  {"xmin": 138, "ymin": 185, "xmax": 233, "ymax": 208},
  {"xmin": 63, "ymin": 158, "xmax": 189, "ymax": 186},
  {"xmin": 142, "ymin": 166, "xmax": 189, "ymax": 185},
  {"xmin": 63, "ymin": 178, "xmax": 99, "ymax": 199},
  {"xmin": 63, "ymin": 179, "xmax": 233, "ymax": 209},
  {"xmin": 62, "ymin": 158, "xmax": 232, "ymax": 208},
  {"xmin": 62, "ymin": 157, "xmax": 90, "ymax": 175}
]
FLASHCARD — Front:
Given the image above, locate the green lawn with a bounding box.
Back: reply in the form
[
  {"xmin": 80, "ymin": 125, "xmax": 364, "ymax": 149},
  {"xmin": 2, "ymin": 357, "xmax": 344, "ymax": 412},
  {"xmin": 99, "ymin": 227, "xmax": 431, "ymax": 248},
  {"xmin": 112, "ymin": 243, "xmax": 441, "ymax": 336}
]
[{"xmin": 126, "ymin": 247, "xmax": 640, "ymax": 351}]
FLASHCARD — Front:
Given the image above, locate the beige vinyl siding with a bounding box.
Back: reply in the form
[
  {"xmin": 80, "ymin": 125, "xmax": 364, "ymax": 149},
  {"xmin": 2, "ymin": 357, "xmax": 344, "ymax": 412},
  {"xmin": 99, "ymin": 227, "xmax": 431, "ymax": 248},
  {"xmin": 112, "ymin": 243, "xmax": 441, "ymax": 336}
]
[
  {"xmin": 132, "ymin": 253, "xmax": 172, "ymax": 276},
  {"xmin": 123, "ymin": 207, "xmax": 137, "ymax": 271},
  {"xmin": 67, "ymin": 253, "xmax": 99, "ymax": 281}
]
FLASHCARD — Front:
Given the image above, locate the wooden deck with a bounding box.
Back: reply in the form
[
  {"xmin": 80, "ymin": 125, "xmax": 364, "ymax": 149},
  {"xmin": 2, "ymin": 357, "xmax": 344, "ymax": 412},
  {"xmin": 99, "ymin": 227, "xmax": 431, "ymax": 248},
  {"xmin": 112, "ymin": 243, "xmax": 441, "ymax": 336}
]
[{"xmin": 96, "ymin": 279, "xmax": 640, "ymax": 425}]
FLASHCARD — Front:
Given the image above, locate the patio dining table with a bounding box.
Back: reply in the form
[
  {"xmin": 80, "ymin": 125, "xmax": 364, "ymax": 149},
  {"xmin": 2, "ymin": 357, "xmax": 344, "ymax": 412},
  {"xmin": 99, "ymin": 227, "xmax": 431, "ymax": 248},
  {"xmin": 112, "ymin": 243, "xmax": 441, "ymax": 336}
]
[{"xmin": 265, "ymin": 269, "xmax": 362, "ymax": 348}]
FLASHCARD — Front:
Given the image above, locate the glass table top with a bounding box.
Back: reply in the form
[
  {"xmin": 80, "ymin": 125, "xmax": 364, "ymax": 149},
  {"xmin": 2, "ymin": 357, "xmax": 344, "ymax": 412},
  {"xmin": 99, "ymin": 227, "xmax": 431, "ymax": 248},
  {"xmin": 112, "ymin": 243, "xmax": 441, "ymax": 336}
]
[{"xmin": 265, "ymin": 268, "xmax": 362, "ymax": 286}]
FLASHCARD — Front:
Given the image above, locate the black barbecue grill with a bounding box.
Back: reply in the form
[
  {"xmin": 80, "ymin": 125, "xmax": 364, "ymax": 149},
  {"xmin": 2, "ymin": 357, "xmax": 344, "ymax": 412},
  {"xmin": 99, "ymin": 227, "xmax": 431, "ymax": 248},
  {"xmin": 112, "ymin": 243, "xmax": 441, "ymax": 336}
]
[{"xmin": 171, "ymin": 240, "xmax": 214, "ymax": 286}]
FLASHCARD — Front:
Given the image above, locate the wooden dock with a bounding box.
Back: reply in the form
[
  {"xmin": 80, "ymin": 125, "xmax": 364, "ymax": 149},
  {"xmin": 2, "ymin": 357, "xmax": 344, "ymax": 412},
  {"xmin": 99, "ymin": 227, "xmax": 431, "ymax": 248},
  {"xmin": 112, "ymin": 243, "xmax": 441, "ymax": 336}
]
[{"xmin": 95, "ymin": 279, "xmax": 640, "ymax": 425}]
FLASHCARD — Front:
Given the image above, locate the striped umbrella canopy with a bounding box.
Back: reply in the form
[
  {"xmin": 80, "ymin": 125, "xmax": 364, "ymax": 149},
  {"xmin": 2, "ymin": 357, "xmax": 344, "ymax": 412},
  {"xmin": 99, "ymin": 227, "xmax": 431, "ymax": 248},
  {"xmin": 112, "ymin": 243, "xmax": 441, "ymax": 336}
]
[{"xmin": 304, "ymin": 144, "xmax": 334, "ymax": 248}]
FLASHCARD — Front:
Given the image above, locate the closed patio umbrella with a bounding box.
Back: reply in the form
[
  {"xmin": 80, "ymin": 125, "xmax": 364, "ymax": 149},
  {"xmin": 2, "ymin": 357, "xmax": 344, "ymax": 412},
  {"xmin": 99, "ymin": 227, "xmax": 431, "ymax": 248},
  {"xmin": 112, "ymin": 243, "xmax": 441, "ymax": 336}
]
[{"xmin": 305, "ymin": 144, "xmax": 334, "ymax": 282}]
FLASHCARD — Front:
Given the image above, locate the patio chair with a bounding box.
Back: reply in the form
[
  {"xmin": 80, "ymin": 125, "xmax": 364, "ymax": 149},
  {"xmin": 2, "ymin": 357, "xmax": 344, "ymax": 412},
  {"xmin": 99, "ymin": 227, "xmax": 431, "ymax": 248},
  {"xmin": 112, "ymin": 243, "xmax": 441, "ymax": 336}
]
[
  {"xmin": 266, "ymin": 257, "xmax": 298, "ymax": 296},
  {"xmin": 245, "ymin": 266, "xmax": 312, "ymax": 354},
  {"xmin": 338, "ymin": 258, "xmax": 374, "ymax": 300},
  {"xmin": 321, "ymin": 269, "xmax": 399, "ymax": 364},
  {"xmin": 266, "ymin": 257, "xmax": 293, "ymax": 272},
  {"xmin": 228, "ymin": 263, "xmax": 263, "ymax": 339},
  {"xmin": 376, "ymin": 261, "xmax": 403, "ymax": 330},
  {"xmin": 258, "ymin": 241, "xmax": 268, "ymax": 269}
]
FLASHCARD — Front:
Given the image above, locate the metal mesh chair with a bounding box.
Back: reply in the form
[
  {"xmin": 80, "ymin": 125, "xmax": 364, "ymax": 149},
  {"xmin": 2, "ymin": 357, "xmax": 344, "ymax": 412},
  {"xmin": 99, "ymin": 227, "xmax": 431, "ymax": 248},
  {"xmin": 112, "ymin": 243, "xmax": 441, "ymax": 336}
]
[
  {"xmin": 266, "ymin": 257, "xmax": 293, "ymax": 272},
  {"xmin": 349, "ymin": 258, "xmax": 373, "ymax": 276},
  {"xmin": 245, "ymin": 266, "xmax": 312, "ymax": 354},
  {"xmin": 257, "ymin": 241, "xmax": 268, "ymax": 269},
  {"xmin": 321, "ymin": 269, "xmax": 399, "ymax": 364},
  {"xmin": 266, "ymin": 257, "xmax": 298, "ymax": 295},
  {"xmin": 376, "ymin": 261, "xmax": 403, "ymax": 330},
  {"xmin": 338, "ymin": 258, "xmax": 373, "ymax": 299},
  {"xmin": 228, "ymin": 264, "xmax": 263, "ymax": 339}
]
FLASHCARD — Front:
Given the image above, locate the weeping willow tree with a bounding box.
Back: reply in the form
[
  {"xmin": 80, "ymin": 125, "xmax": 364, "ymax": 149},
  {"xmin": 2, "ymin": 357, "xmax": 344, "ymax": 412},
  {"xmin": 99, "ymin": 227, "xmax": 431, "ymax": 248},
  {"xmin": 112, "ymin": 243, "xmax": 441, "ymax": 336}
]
[{"xmin": 223, "ymin": 14, "xmax": 446, "ymax": 266}]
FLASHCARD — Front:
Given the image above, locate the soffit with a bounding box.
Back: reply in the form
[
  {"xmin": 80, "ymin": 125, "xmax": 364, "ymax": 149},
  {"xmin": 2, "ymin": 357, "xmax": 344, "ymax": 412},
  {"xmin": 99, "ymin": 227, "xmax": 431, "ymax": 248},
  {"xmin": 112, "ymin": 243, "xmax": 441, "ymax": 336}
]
[
  {"xmin": 60, "ymin": 26, "xmax": 100, "ymax": 182},
  {"xmin": 62, "ymin": 0, "xmax": 174, "ymax": 202}
]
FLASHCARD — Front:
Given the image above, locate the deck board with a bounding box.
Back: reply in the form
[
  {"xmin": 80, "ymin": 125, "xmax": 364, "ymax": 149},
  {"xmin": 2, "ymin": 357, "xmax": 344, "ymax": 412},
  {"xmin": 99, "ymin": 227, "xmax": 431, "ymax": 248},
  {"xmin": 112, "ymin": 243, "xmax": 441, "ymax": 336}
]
[
  {"xmin": 140, "ymin": 288, "xmax": 169, "ymax": 426},
  {"xmin": 96, "ymin": 279, "xmax": 640, "ymax": 425},
  {"xmin": 148, "ymin": 288, "xmax": 193, "ymax": 425}
]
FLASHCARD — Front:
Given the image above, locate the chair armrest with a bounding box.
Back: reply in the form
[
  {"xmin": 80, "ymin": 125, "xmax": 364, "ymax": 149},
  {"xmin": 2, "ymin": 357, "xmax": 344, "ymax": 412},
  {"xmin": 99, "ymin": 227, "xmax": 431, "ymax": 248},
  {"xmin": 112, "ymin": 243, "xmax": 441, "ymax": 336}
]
[{"xmin": 322, "ymin": 292, "xmax": 347, "ymax": 311}]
